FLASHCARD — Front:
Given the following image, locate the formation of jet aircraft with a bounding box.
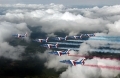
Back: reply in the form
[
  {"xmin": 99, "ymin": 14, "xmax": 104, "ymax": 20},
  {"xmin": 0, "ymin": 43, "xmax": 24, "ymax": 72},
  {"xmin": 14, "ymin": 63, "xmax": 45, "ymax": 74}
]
[{"xmin": 12, "ymin": 32, "xmax": 96, "ymax": 66}]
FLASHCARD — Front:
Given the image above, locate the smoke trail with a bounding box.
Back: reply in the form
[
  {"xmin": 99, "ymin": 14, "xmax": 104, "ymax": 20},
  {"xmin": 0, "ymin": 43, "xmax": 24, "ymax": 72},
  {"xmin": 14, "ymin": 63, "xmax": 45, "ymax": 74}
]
[
  {"xmin": 67, "ymin": 39, "xmax": 120, "ymax": 44},
  {"xmin": 92, "ymin": 36, "xmax": 120, "ymax": 38},
  {"xmin": 89, "ymin": 49, "xmax": 120, "ymax": 53},
  {"xmin": 90, "ymin": 37, "xmax": 108, "ymax": 40},
  {"xmin": 49, "ymin": 41, "xmax": 120, "ymax": 48},
  {"xmin": 69, "ymin": 55, "xmax": 120, "ymax": 61},
  {"xmin": 60, "ymin": 58, "xmax": 120, "ymax": 78},
  {"xmin": 58, "ymin": 47, "xmax": 79, "ymax": 50},
  {"xmin": 84, "ymin": 64, "xmax": 120, "ymax": 70},
  {"xmin": 67, "ymin": 40, "xmax": 86, "ymax": 42},
  {"xmin": 58, "ymin": 47, "xmax": 120, "ymax": 53},
  {"xmin": 89, "ymin": 37, "xmax": 120, "ymax": 42},
  {"xmin": 48, "ymin": 42, "xmax": 81, "ymax": 46},
  {"xmin": 48, "ymin": 41, "xmax": 114, "ymax": 47}
]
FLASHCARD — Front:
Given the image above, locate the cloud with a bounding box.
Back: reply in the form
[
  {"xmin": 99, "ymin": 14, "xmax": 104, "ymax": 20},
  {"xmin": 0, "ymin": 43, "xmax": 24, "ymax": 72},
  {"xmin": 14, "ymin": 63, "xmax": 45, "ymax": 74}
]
[
  {"xmin": 0, "ymin": 21, "xmax": 31, "ymax": 60},
  {"xmin": 0, "ymin": 0, "xmax": 120, "ymax": 6},
  {"xmin": 0, "ymin": 3, "xmax": 120, "ymax": 77},
  {"xmin": 1, "ymin": 4, "xmax": 120, "ymax": 36},
  {"xmin": 37, "ymin": 49, "xmax": 120, "ymax": 78},
  {"xmin": 60, "ymin": 59, "xmax": 120, "ymax": 78},
  {"xmin": 38, "ymin": 50, "xmax": 78, "ymax": 70},
  {"xmin": 0, "ymin": 42, "xmax": 25, "ymax": 60}
]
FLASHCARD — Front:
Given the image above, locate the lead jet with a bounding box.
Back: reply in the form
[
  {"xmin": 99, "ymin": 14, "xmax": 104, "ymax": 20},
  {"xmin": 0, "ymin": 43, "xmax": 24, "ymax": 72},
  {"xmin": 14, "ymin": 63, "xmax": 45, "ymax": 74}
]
[
  {"xmin": 59, "ymin": 58, "xmax": 86, "ymax": 66},
  {"xmin": 48, "ymin": 49, "xmax": 71, "ymax": 56},
  {"xmin": 54, "ymin": 36, "xmax": 68, "ymax": 41},
  {"xmin": 12, "ymin": 32, "xmax": 27, "ymax": 38},
  {"xmin": 86, "ymin": 33, "xmax": 95, "ymax": 37},
  {"xmin": 41, "ymin": 43, "xmax": 58, "ymax": 49},
  {"xmin": 33, "ymin": 37, "xmax": 49, "ymax": 43},
  {"xmin": 68, "ymin": 36, "xmax": 80, "ymax": 39}
]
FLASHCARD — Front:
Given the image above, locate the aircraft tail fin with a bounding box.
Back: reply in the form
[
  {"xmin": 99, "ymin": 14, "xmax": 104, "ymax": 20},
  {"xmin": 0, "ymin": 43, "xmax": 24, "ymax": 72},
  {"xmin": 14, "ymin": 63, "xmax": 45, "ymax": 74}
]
[
  {"xmin": 18, "ymin": 34, "xmax": 21, "ymax": 38},
  {"xmin": 81, "ymin": 58, "xmax": 85, "ymax": 65},
  {"xmin": 55, "ymin": 42, "xmax": 58, "ymax": 48},
  {"xmin": 25, "ymin": 32, "xmax": 28, "ymax": 37},
  {"xmin": 76, "ymin": 58, "xmax": 86, "ymax": 65},
  {"xmin": 46, "ymin": 37, "xmax": 49, "ymax": 42},
  {"xmin": 93, "ymin": 33, "xmax": 95, "ymax": 36},
  {"xmin": 80, "ymin": 34, "xmax": 82, "ymax": 39},
  {"xmin": 87, "ymin": 34, "xmax": 90, "ymax": 37},
  {"xmin": 65, "ymin": 36, "xmax": 68, "ymax": 40},
  {"xmin": 66, "ymin": 49, "xmax": 71, "ymax": 56}
]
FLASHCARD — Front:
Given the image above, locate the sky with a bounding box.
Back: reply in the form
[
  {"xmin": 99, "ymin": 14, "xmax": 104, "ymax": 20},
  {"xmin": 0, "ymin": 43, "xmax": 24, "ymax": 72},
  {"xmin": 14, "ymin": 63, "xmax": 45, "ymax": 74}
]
[{"xmin": 0, "ymin": 0, "xmax": 120, "ymax": 6}]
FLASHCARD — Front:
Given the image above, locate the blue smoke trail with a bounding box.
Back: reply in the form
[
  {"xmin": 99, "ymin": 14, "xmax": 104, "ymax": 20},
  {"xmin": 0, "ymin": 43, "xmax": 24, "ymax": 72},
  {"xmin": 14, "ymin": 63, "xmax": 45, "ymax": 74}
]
[
  {"xmin": 67, "ymin": 40, "xmax": 86, "ymax": 42},
  {"xmin": 89, "ymin": 36, "xmax": 120, "ymax": 40},
  {"xmin": 58, "ymin": 47, "xmax": 79, "ymax": 50},
  {"xmin": 48, "ymin": 42, "xmax": 120, "ymax": 48},
  {"xmin": 67, "ymin": 38, "xmax": 120, "ymax": 43},
  {"xmin": 93, "ymin": 36, "xmax": 120, "ymax": 38},
  {"xmin": 48, "ymin": 42, "xmax": 81, "ymax": 46},
  {"xmin": 58, "ymin": 47, "xmax": 120, "ymax": 53},
  {"xmin": 89, "ymin": 49, "xmax": 120, "ymax": 53},
  {"xmin": 89, "ymin": 38, "xmax": 120, "ymax": 42}
]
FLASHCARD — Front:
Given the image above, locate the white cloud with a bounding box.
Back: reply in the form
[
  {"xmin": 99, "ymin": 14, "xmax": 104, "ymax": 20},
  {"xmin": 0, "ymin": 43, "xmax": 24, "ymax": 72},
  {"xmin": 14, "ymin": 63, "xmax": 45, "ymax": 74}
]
[
  {"xmin": 38, "ymin": 50, "xmax": 78, "ymax": 70},
  {"xmin": 0, "ymin": 3, "xmax": 120, "ymax": 77},
  {"xmin": 0, "ymin": 21, "xmax": 31, "ymax": 59},
  {"xmin": 60, "ymin": 59, "xmax": 120, "ymax": 78},
  {"xmin": 1, "ymin": 4, "xmax": 120, "ymax": 36},
  {"xmin": 0, "ymin": 0, "xmax": 120, "ymax": 6}
]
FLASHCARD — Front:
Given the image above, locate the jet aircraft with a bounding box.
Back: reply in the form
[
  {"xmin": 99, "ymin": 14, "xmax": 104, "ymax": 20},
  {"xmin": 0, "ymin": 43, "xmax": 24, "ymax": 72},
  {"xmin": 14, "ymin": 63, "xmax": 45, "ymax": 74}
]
[
  {"xmin": 48, "ymin": 49, "xmax": 71, "ymax": 56},
  {"xmin": 33, "ymin": 37, "xmax": 49, "ymax": 43},
  {"xmin": 59, "ymin": 58, "xmax": 86, "ymax": 66},
  {"xmin": 86, "ymin": 33, "xmax": 95, "ymax": 37},
  {"xmin": 68, "ymin": 36, "xmax": 80, "ymax": 39},
  {"xmin": 12, "ymin": 32, "xmax": 28, "ymax": 38},
  {"xmin": 41, "ymin": 43, "xmax": 58, "ymax": 49}
]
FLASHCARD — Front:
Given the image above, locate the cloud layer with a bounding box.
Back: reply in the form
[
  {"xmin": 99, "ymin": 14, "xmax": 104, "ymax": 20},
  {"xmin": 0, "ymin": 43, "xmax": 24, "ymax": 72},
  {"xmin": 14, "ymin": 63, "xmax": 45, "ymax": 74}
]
[
  {"xmin": 0, "ymin": 3, "xmax": 120, "ymax": 78},
  {"xmin": 1, "ymin": 4, "xmax": 120, "ymax": 36},
  {"xmin": 0, "ymin": 0, "xmax": 120, "ymax": 6}
]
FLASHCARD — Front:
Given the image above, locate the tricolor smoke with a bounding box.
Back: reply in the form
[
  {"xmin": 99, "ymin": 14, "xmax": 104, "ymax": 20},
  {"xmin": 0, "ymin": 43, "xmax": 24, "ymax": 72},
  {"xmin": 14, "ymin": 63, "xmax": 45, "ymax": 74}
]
[
  {"xmin": 58, "ymin": 47, "xmax": 120, "ymax": 53},
  {"xmin": 69, "ymin": 55, "xmax": 120, "ymax": 61},
  {"xmin": 49, "ymin": 41, "xmax": 120, "ymax": 48},
  {"xmin": 0, "ymin": 3, "xmax": 120, "ymax": 78}
]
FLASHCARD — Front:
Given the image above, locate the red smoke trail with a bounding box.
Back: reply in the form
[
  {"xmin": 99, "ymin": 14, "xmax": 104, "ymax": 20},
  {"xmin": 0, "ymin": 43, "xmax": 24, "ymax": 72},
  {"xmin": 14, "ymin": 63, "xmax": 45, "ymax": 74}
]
[
  {"xmin": 69, "ymin": 55, "xmax": 120, "ymax": 61},
  {"xmin": 84, "ymin": 64, "xmax": 120, "ymax": 70}
]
